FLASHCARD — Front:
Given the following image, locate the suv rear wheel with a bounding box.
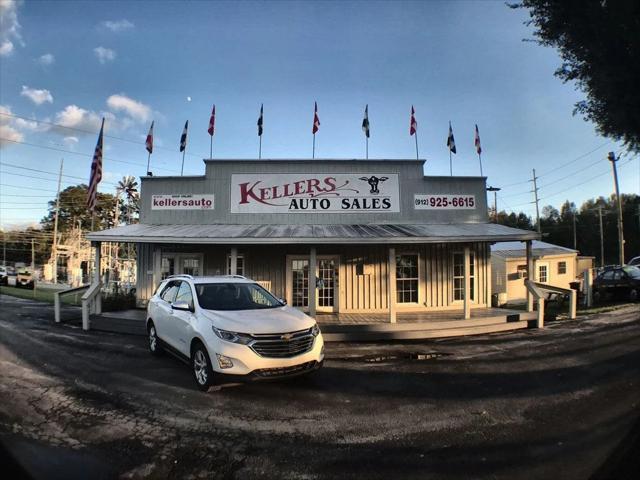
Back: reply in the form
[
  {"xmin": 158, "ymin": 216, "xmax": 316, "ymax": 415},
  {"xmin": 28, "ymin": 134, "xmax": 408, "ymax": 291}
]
[{"xmin": 192, "ymin": 342, "xmax": 214, "ymax": 391}]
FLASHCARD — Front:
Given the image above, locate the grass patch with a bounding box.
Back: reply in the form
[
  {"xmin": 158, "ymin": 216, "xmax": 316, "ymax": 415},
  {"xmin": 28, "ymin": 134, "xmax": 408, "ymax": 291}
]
[{"xmin": 0, "ymin": 285, "xmax": 82, "ymax": 305}]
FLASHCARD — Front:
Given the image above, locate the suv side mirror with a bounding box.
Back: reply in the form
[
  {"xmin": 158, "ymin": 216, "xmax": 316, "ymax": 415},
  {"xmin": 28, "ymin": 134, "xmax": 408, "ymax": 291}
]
[
  {"xmin": 172, "ymin": 301, "xmax": 193, "ymax": 312},
  {"xmin": 278, "ymin": 298, "xmax": 287, "ymax": 305}
]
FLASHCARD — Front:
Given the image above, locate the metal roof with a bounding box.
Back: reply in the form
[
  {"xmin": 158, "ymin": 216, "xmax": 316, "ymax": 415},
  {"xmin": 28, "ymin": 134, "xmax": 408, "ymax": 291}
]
[
  {"xmin": 87, "ymin": 223, "xmax": 539, "ymax": 245},
  {"xmin": 491, "ymin": 240, "xmax": 577, "ymax": 259}
]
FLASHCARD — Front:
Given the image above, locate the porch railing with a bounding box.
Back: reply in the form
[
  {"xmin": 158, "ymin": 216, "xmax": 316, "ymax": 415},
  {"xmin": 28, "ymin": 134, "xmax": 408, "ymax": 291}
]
[
  {"xmin": 525, "ymin": 279, "xmax": 577, "ymax": 328},
  {"xmin": 54, "ymin": 284, "xmax": 90, "ymax": 324}
]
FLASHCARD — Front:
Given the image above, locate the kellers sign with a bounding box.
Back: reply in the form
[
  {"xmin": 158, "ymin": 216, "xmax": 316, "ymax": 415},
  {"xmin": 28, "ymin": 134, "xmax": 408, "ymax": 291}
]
[{"xmin": 230, "ymin": 174, "xmax": 400, "ymax": 213}]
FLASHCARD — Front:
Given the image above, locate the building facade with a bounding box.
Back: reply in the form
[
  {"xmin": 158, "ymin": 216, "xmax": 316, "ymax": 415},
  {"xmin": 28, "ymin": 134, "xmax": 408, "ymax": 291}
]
[
  {"xmin": 491, "ymin": 241, "xmax": 581, "ymax": 304},
  {"xmin": 88, "ymin": 159, "xmax": 538, "ymax": 320}
]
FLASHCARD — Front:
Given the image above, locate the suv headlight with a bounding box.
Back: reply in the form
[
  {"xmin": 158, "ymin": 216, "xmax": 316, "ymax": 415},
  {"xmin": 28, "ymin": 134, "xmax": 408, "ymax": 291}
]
[
  {"xmin": 311, "ymin": 323, "xmax": 320, "ymax": 337},
  {"xmin": 212, "ymin": 326, "xmax": 253, "ymax": 345}
]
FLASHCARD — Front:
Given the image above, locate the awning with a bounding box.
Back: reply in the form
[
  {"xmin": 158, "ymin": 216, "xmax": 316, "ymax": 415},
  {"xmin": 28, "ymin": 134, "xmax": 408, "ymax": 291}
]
[{"xmin": 87, "ymin": 223, "xmax": 540, "ymax": 245}]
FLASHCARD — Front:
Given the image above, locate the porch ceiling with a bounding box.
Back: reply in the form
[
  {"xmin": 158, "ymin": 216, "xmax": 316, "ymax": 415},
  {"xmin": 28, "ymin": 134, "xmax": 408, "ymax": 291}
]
[{"xmin": 87, "ymin": 223, "xmax": 540, "ymax": 244}]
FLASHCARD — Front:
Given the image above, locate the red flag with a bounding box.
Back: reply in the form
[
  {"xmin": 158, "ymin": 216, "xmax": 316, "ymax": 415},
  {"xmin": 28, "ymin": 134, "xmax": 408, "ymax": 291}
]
[
  {"xmin": 410, "ymin": 106, "xmax": 417, "ymax": 136},
  {"xmin": 145, "ymin": 121, "xmax": 154, "ymax": 154},
  {"xmin": 474, "ymin": 124, "xmax": 482, "ymax": 155},
  {"xmin": 87, "ymin": 118, "xmax": 105, "ymax": 212},
  {"xmin": 208, "ymin": 104, "xmax": 215, "ymax": 136},
  {"xmin": 312, "ymin": 102, "xmax": 320, "ymax": 134}
]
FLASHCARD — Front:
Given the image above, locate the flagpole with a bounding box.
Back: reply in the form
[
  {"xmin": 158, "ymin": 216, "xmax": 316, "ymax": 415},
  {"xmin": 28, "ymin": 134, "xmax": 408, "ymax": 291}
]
[
  {"xmin": 181, "ymin": 149, "xmax": 186, "ymax": 176},
  {"xmin": 210, "ymin": 135, "xmax": 213, "ymax": 159},
  {"xmin": 259, "ymin": 136, "xmax": 262, "ymax": 160},
  {"xmin": 366, "ymin": 137, "xmax": 368, "ymax": 160},
  {"xmin": 449, "ymin": 150, "xmax": 452, "ymax": 176},
  {"xmin": 414, "ymin": 132, "xmax": 419, "ymax": 161},
  {"xmin": 146, "ymin": 152, "xmax": 151, "ymax": 175},
  {"xmin": 312, "ymin": 134, "xmax": 316, "ymax": 159},
  {"xmin": 478, "ymin": 152, "xmax": 483, "ymax": 176}
]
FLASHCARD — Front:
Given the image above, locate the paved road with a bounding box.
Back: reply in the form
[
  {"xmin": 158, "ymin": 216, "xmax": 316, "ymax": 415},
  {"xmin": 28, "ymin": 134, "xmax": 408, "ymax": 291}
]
[{"xmin": 0, "ymin": 294, "xmax": 639, "ymax": 479}]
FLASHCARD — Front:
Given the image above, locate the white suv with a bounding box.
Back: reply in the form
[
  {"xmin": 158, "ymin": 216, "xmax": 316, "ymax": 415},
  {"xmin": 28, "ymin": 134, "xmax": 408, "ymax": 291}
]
[{"xmin": 146, "ymin": 275, "xmax": 324, "ymax": 390}]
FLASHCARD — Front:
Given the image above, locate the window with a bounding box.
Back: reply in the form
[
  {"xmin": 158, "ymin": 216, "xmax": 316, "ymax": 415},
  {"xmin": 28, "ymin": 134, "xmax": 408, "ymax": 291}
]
[
  {"xmin": 161, "ymin": 257, "xmax": 175, "ymax": 280},
  {"xmin": 227, "ymin": 254, "xmax": 245, "ymax": 276},
  {"xmin": 396, "ymin": 254, "xmax": 419, "ymax": 303},
  {"xmin": 175, "ymin": 281, "xmax": 194, "ymax": 309},
  {"xmin": 558, "ymin": 261, "xmax": 567, "ymax": 275},
  {"xmin": 160, "ymin": 281, "xmax": 180, "ymax": 303},
  {"xmin": 516, "ymin": 265, "xmax": 528, "ymax": 278},
  {"xmin": 195, "ymin": 283, "xmax": 282, "ymax": 310},
  {"xmin": 538, "ymin": 264, "xmax": 548, "ymax": 283},
  {"xmin": 453, "ymin": 252, "xmax": 475, "ymax": 301},
  {"xmin": 183, "ymin": 258, "xmax": 201, "ymax": 276}
]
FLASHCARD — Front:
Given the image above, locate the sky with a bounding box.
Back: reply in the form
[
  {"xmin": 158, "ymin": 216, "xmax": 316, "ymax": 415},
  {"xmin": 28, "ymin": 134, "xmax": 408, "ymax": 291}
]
[{"xmin": 0, "ymin": 0, "xmax": 638, "ymax": 229}]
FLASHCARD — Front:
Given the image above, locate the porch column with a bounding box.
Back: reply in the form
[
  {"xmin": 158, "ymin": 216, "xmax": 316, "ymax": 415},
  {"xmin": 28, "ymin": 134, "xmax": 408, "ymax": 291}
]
[
  {"xmin": 230, "ymin": 247, "xmax": 238, "ymax": 275},
  {"xmin": 463, "ymin": 245, "xmax": 471, "ymax": 320},
  {"xmin": 94, "ymin": 241, "xmax": 102, "ymax": 315},
  {"xmin": 309, "ymin": 247, "xmax": 317, "ymax": 318},
  {"xmin": 388, "ymin": 247, "xmax": 396, "ymax": 323},
  {"xmin": 526, "ymin": 240, "xmax": 534, "ymax": 312}
]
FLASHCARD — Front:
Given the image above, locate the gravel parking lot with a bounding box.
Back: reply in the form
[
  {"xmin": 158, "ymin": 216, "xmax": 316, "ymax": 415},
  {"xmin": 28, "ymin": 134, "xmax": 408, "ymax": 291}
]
[{"xmin": 0, "ymin": 294, "xmax": 639, "ymax": 479}]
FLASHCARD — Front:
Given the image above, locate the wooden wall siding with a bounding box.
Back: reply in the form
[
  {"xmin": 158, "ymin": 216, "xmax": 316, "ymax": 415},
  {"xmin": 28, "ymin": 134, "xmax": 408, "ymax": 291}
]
[
  {"xmin": 135, "ymin": 241, "xmax": 489, "ymax": 310},
  {"xmin": 338, "ymin": 245, "xmax": 388, "ymax": 312},
  {"xmin": 419, "ymin": 242, "xmax": 488, "ymax": 309}
]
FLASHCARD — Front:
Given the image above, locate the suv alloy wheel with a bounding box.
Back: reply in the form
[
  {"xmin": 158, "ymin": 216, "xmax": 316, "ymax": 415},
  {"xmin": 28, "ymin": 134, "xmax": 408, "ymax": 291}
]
[{"xmin": 192, "ymin": 342, "xmax": 214, "ymax": 391}]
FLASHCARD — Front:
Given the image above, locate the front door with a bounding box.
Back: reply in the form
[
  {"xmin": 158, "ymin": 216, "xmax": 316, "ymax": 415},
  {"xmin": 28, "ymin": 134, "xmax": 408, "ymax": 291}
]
[
  {"xmin": 161, "ymin": 253, "xmax": 203, "ymax": 279},
  {"xmin": 287, "ymin": 256, "xmax": 339, "ymax": 312},
  {"xmin": 317, "ymin": 257, "xmax": 339, "ymax": 313}
]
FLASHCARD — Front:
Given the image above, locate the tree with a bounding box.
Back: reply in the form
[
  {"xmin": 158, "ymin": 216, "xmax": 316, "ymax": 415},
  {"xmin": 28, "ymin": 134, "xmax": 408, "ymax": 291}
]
[
  {"xmin": 512, "ymin": 0, "xmax": 640, "ymax": 152},
  {"xmin": 40, "ymin": 185, "xmax": 118, "ymax": 233},
  {"xmin": 116, "ymin": 175, "xmax": 140, "ymax": 225}
]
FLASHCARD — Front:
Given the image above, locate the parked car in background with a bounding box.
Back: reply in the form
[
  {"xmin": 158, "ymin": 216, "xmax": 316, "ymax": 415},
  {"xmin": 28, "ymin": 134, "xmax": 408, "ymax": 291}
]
[
  {"xmin": 628, "ymin": 256, "xmax": 640, "ymax": 267},
  {"xmin": 146, "ymin": 275, "xmax": 324, "ymax": 391},
  {"xmin": 592, "ymin": 265, "xmax": 640, "ymax": 303},
  {"xmin": 16, "ymin": 270, "xmax": 35, "ymax": 289},
  {"xmin": 0, "ymin": 266, "xmax": 9, "ymax": 285}
]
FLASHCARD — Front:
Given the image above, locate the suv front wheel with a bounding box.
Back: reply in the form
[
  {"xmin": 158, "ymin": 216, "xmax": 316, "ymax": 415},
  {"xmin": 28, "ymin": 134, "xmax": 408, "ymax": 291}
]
[
  {"xmin": 148, "ymin": 321, "xmax": 163, "ymax": 356},
  {"xmin": 192, "ymin": 342, "xmax": 214, "ymax": 391}
]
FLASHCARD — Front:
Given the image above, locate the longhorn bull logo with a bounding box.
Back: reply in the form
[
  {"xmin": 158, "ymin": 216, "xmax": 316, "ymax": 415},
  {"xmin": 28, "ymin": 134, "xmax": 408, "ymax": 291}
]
[{"xmin": 359, "ymin": 175, "xmax": 388, "ymax": 194}]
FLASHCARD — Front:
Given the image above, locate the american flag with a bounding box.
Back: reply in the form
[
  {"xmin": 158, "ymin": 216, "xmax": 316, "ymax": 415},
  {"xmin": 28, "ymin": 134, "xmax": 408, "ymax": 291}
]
[
  {"xmin": 410, "ymin": 106, "xmax": 417, "ymax": 136},
  {"xmin": 474, "ymin": 124, "xmax": 482, "ymax": 155},
  {"xmin": 208, "ymin": 104, "xmax": 216, "ymax": 136},
  {"xmin": 145, "ymin": 121, "xmax": 154, "ymax": 154},
  {"xmin": 312, "ymin": 102, "xmax": 320, "ymax": 134},
  {"xmin": 87, "ymin": 118, "xmax": 104, "ymax": 212}
]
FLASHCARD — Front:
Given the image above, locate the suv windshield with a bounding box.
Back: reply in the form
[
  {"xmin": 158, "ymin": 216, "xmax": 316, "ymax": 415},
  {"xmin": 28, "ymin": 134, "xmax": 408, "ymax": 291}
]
[{"xmin": 195, "ymin": 282, "xmax": 283, "ymax": 310}]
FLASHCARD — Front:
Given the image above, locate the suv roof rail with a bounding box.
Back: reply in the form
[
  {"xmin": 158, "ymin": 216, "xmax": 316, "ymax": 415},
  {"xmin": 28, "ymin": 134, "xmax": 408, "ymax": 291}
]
[
  {"xmin": 223, "ymin": 274, "xmax": 246, "ymax": 279},
  {"xmin": 167, "ymin": 274, "xmax": 194, "ymax": 280}
]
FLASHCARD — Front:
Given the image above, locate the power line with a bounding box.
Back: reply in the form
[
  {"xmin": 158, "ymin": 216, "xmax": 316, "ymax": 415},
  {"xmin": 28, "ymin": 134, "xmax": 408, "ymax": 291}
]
[
  {"xmin": 0, "ymin": 111, "xmax": 207, "ymax": 160},
  {"xmin": 0, "ymin": 183, "xmax": 57, "ymax": 192},
  {"xmin": 0, "ymin": 137, "xmax": 179, "ymax": 173}
]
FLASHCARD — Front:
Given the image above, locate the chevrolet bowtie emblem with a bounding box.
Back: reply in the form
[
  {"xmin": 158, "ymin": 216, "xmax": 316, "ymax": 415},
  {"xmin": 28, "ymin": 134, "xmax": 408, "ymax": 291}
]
[{"xmin": 281, "ymin": 333, "xmax": 293, "ymax": 341}]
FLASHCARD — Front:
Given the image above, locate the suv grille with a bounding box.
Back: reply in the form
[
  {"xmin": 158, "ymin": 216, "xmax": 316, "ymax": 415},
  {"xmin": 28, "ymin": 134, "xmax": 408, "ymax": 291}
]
[
  {"xmin": 250, "ymin": 328, "xmax": 315, "ymax": 358},
  {"xmin": 254, "ymin": 361, "xmax": 318, "ymax": 378}
]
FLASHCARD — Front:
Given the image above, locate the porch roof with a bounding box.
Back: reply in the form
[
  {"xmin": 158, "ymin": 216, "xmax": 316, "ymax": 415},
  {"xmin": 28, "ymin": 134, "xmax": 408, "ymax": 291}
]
[{"xmin": 87, "ymin": 223, "xmax": 539, "ymax": 244}]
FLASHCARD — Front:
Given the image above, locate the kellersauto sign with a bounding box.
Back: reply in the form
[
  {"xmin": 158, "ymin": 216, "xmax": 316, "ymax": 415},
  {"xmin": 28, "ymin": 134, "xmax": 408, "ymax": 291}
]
[{"xmin": 230, "ymin": 173, "xmax": 400, "ymax": 213}]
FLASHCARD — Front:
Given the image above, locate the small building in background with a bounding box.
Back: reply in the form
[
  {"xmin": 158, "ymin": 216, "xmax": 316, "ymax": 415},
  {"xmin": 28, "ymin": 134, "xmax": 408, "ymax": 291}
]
[{"xmin": 491, "ymin": 240, "xmax": 590, "ymax": 305}]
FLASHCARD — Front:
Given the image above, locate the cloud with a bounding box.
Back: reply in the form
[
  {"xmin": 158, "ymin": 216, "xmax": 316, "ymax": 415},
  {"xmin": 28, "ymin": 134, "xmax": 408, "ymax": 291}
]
[
  {"xmin": 54, "ymin": 104, "xmax": 104, "ymax": 132},
  {"xmin": 0, "ymin": 40, "xmax": 13, "ymax": 55},
  {"xmin": 36, "ymin": 53, "xmax": 54, "ymax": 65},
  {"xmin": 14, "ymin": 117, "xmax": 43, "ymax": 131},
  {"xmin": 101, "ymin": 19, "xmax": 134, "ymax": 32},
  {"xmin": 106, "ymin": 94, "xmax": 151, "ymax": 123},
  {"xmin": 94, "ymin": 46, "xmax": 116, "ymax": 64},
  {"xmin": 0, "ymin": 104, "xmax": 25, "ymax": 148},
  {"xmin": 0, "ymin": 0, "xmax": 23, "ymax": 56},
  {"xmin": 20, "ymin": 85, "xmax": 53, "ymax": 105}
]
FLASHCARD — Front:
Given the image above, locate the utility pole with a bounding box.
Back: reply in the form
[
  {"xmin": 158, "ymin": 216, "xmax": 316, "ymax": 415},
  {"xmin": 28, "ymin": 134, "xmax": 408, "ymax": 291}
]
[
  {"xmin": 486, "ymin": 186, "xmax": 501, "ymax": 222},
  {"xmin": 572, "ymin": 210, "xmax": 577, "ymax": 250},
  {"xmin": 31, "ymin": 238, "xmax": 36, "ymax": 299},
  {"xmin": 608, "ymin": 152, "xmax": 625, "ymax": 265},
  {"xmin": 52, "ymin": 158, "xmax": 63, "ymax": 284},
  {"xmin": 531, "ymin": 169, "xmax": 541, "ymax": 234},
  {"xmin": 598, "ymin": 206, "xmax": 605, "ymax": 267}
]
